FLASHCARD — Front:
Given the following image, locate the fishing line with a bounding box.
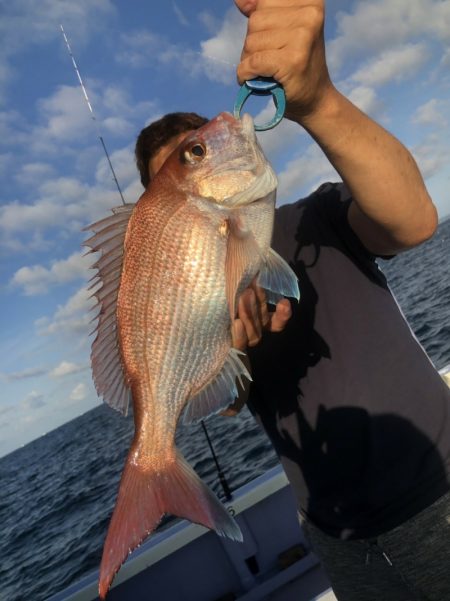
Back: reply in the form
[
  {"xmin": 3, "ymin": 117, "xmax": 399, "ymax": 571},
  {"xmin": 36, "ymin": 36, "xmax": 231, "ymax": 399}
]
[{"xmin": 60, "ymin": 24, "xmax": 126, "ymax": 206}]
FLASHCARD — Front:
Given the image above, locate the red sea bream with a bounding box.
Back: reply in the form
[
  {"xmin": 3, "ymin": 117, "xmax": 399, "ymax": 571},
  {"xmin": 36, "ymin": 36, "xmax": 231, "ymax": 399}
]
[{"xmin": 84, "ymin": 112, "xmax": 299, "ymax": 597}]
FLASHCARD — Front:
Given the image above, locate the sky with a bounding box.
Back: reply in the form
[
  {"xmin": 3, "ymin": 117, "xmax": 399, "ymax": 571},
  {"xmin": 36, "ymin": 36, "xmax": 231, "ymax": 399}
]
[{"xmin": 1, "ymin": 0, "xmax": 449, "ymax": 457}]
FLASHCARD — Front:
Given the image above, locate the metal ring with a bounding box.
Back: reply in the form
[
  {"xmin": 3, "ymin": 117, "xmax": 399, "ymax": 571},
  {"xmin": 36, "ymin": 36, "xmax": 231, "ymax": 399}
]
[{"xmin": 233, "ymin": 78, "xmax": 286, "ymax": 131}]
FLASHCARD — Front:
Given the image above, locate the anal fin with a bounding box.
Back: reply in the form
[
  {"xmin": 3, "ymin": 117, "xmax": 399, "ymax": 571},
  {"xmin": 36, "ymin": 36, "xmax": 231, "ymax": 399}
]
[{"xmin": 182, "ymin": 348, "xmax": 251, "ymax": 424}]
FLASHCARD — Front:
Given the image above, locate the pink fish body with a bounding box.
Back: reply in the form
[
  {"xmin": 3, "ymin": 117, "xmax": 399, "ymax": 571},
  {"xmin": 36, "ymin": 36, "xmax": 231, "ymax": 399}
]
[{"xmin": 84, "ymin": 112, "xmax": 299, "ymax": 597}]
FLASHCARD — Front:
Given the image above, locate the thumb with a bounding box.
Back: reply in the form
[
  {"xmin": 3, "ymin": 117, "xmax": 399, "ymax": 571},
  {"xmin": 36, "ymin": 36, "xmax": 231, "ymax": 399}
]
[{"xmin": 234, "ymin": 0, "xmax": 257, "ymax": 17}]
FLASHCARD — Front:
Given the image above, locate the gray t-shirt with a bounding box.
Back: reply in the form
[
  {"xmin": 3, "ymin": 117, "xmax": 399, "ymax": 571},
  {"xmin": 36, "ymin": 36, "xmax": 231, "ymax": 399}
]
[{"xmin": 247, "ymin": 183, "xmax": 450, "ymax": 539}]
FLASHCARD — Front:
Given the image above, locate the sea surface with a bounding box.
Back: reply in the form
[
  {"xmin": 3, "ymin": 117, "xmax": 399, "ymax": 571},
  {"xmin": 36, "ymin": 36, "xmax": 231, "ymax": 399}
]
[{"xmin": 1, "ymin": 218, "xmax": 449, "ymax": 601}]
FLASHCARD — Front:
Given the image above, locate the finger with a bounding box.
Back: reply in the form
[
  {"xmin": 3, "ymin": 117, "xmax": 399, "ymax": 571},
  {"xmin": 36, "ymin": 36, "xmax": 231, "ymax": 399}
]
[
  {"xmin": 232, "ymin": 318, "xmax": 248, "ymax": 351},
  {"xmin": 237, "ymin": 49, "xmax": 285, "ymax": 84},
  {"xmin": 238, "ymin": 288, "xmax": 263, "ymax": 347},
  {"xmin": 244, "ymin": 4, "xmax": 323, "ymax": 35},
  {"xmin": 268, "ymin": 298, "xmax": 292, "ymax": 332},
  {"xmin": 238, "ymin": 4, "xmax": 324, "ymax": 75},
  {"xmin": 242, "ymin": 13, "xmax": 318, "ymax": 59},
  {"xmin": 253, "ymin": 284, "xmax": 271, "ymax": 329},
  {"xmin": 237, "ymin": 30, "xmax": 315, "ymax": 85},
  {"xmin": 235, "ymin": 0, "xmax": 257, "ymax": 17},
  {"xmin": 242, "ymin": 30, "xmax": 287, "ymax": 62},
  {"xmin": 252, "ymin": 0, "xmax": 323, "ymax": 9}
]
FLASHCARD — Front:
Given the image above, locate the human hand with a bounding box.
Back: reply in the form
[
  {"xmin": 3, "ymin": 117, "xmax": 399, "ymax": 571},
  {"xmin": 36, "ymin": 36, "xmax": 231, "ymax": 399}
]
[
  {"xmin": 234, "ymin": 0, "xmax": 335, "ymax": 123},
  {"xmin": 221, "ymin": 285, "xmax": 291, "ymax": 417},
  {"xmin": 232, "ymin": 284, "xmax": 292, "ymax": 350}
]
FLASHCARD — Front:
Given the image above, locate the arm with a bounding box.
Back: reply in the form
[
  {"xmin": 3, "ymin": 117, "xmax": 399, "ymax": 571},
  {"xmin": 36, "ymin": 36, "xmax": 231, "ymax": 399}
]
[{"xmin": 235, "ymin": 0, "xmax": 438, "ymax": 256}]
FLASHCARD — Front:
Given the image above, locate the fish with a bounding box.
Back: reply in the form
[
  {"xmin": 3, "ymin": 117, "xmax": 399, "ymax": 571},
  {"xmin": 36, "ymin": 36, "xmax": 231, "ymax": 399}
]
[{"xmin": 83, "ymin": 112, "xmax": 300, "ymax": 598}]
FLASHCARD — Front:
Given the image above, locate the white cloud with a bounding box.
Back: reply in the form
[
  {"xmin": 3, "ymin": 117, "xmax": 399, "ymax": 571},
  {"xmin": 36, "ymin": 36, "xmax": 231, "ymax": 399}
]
[
  {"xmin": 16, "ymin": 162, "xmax": 56, "ymax": 184},
  {"xmin": 329, "ymin": 0, "xmax": 450, "ymax": 75},
  {"xmin": 50, "ymin": 360, "xmax": 88, "ymax": 378},
  {"xmin": 95, "ymin": 146, "xmax": 137, "ymax": 190},
  {"xmin": 199, "ymin": 8, "xmax": 245, "ymax": 83},
  {"xmin": 10, "ymin": 251, "xmax": 89, "ymax": 295},
  {"xmin": 1, "ymin": 197, "xmax": 62, "ymax": 235},
  {"xmin": 0, "ymin": 367, "xmax": 47, "ymax": 382},
  {"xmin": 100, "ymin": 86, "xmax": 157, "ymax": 130},
  {"xmin": 413, "ymin": 99, "xmax": 449, "ymax": 128},
  {"xmin": 1, "ymin": 0, "xmax": 115, "ymax": 49},
  {"xmin": 351, "ymin": 43, "xmax": 430, "ymax": 87},
  {"xmin": 116, "ymin": 8, "xmax": 243, "ymax": 86},
  {"xmin": 254, "ymin": 101, "xmax": 303, "ymax": 160},
  {"xmin": 0, "ymin": 169, "xmax": 134, "ymax": 253},
  {"xmin": 0, "ymin": 110, "xmax": 27, "ymax": 147},
  {"xmin": 0, "ymin": 175, "xmax": 93, "ymax": 238},
  {"xmin": 0, "ymin": 0, "xmax": 116, "ymax": 97},
  {"xmin": 36, "ymin": 286, "xmax": 94, "ymax": 337},
  {"xmin": 30, "ymin": 83, "xmax": 156, "ymax": 156},
  {"xmin": 198, "ymin": 11, "xmax": 220, "ymax": 35},
  {"xmin": 0, "ymin": 360, "xmax": 88, "ymax": 383},
  {"xmin": 35, "ymin": 85, "xmax": 94, "ymax": 145},
  {"xmin": 0, "ymin": 73, "xmax": 155, "ymax": 253},
  {"xmin": 411, "ymin": 133, "xmax": 450, "ymax": 180},
  {"xmin": 69, "ymin": 382, "xmax": 87, "ymax": 401},
  {"xmin": 116, "ymin": 31, "xmax": 165, "ymax": 69},
  {"xmin": 21, "ymin": 390, "xmax": 45, "ymax": 410},
  {"xmin": 346, "ymin": 86, "xmax": 384, "ymax": 118},
  {"xmin": 277, "ymin": 142, "xmax": 340, "ymax": 204}
]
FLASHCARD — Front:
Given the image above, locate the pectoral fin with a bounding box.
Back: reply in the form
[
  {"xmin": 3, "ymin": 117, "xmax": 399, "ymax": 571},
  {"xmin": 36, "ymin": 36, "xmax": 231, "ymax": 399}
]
[
  {"xmin": 225, "ymin": 216, "xmax": 262, "ymax": 319},
  {"xmin": 257, "ymin": 248, "xmax": 300, "ymax": 303}
]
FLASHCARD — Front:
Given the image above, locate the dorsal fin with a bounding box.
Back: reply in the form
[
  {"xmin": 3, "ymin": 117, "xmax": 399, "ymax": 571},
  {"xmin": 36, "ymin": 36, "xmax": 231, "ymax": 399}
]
[{"xmin": 83, "ymin": 204, "xmax": 135, "ymax": 415}]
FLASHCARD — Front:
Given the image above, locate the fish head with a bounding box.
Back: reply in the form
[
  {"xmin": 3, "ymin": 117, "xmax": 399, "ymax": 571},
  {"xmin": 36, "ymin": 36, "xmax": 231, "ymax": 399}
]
[{"xmin": 160, "ymin": 112, "xmax": 277, "ymax": 207}]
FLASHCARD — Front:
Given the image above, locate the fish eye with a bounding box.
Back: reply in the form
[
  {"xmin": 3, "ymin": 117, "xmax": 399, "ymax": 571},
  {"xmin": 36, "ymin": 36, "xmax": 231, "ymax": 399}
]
[
  {"xmin": 191, "ymin": 144, "xmax": 205, "ymax": 157},
  {"xmin": 182, "ymin": 142, "xmax": 206, "ymax": 164}
]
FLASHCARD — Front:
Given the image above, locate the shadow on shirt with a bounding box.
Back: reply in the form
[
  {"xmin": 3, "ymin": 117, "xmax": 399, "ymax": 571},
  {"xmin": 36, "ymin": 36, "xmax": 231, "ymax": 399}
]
[
  {"xmin": 246, "ymin": 189, "xmax": 448, "ymax": 537},
  {"xmin": 271, "ymin": 405, "xmax": 447, "ymax": 537}
]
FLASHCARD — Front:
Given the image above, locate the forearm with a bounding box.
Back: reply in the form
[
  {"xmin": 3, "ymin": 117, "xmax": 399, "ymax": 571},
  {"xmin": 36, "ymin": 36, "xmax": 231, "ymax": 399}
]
[
  {"xmin": 296, "ymin": 87, "xmax": 438, "ymax": 254},
  {"xmin": 234, "ymin": 0, "xmax": 438, "ymax": 254}
]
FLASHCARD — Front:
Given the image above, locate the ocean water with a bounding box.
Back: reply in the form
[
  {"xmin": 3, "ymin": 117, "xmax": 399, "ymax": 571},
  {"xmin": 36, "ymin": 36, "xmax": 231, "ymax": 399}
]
[{"xmin": 1, "ymin": 218, "xmax": 449, "ymax": 601}]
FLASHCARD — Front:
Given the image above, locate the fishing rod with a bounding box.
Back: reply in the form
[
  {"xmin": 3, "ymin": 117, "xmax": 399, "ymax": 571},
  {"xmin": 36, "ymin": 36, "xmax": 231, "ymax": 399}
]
[
  {"xmin": 60, "ymin": 24, "xmax": 126, "ymax": 206},
  {"xmin": 200, "ymin": 421, "xmax": 233, "ymax": 502}
]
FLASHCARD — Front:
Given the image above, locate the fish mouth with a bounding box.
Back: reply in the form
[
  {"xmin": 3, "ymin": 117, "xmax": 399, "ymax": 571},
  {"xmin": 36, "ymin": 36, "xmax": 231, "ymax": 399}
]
[
  {"xmin": 212, "ymin": 111, "xmax": 256, "ymax": 141},
  {"xmin": 241, "ymin": 113, "xmax": 256, "ymax": 138},
  {"xmin": 198, "ymin": 111, "xmax": 276, "ymax": 206}
]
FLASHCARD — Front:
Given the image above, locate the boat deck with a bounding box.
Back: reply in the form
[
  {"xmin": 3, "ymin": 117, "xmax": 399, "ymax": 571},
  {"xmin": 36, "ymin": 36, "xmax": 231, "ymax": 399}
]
[{"xmin": 49, "ymin": 465, "xmax": 336, "ymax": 601}]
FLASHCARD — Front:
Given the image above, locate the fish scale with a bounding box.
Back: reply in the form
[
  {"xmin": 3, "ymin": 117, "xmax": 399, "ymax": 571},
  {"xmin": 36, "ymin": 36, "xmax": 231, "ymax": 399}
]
[
  {"xmin": 87, "ymin": 112, "xmax": 300, "ymax": 598},
  {"xmin": 128, "ymin": 201, "xmax": 229, "ymax": 407}
]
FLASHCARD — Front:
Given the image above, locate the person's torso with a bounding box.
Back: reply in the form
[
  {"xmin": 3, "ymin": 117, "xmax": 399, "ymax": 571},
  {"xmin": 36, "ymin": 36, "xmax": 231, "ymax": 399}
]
[{"xmin": 247, "ymin": 184, "xmax": 450, "ymax": 539}]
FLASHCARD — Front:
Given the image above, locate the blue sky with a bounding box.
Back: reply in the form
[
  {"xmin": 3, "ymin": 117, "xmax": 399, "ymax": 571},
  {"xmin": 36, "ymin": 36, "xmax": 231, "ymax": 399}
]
[{"xmin": 1, "ymin": 0, "xmax": 449, "ymax": 457}]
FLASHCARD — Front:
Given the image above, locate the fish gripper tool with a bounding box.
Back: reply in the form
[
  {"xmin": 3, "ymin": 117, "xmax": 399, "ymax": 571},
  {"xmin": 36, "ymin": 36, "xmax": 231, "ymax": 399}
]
[{"xmin": 233, "ymin": 77, "xmax": 286, "ymax": 131}]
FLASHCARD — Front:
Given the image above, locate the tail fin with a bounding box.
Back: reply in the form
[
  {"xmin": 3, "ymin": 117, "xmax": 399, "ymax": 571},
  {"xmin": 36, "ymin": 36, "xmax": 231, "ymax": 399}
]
[{"xmin": 98, "ymin": 450, "xmax": 242, "ymax": 598}]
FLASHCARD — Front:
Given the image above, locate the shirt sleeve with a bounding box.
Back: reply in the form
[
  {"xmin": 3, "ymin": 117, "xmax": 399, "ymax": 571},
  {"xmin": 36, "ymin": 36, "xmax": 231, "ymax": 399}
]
[{"xmin": 312, "ymin": 182, "xmax": 395, "ymax": 262}]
